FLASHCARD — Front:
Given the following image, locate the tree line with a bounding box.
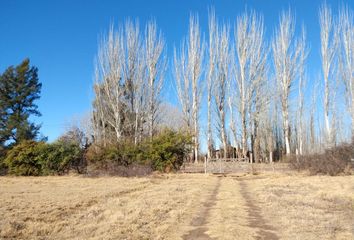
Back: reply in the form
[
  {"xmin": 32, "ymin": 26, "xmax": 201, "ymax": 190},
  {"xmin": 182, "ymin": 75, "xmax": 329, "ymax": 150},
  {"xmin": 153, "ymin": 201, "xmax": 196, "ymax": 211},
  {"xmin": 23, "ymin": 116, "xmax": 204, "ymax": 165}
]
[{"xmin": 92, "ymin": 3, "xmax": 354, "ymax": 163}]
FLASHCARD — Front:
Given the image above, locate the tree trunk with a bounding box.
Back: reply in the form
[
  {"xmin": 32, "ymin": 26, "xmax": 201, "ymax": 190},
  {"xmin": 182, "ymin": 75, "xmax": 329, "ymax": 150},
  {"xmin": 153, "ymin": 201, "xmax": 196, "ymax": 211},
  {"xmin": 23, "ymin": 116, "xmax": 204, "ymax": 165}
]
[
  {"xmin": 241, "ymin": 102, "xmax": 247, "ymax": 158},
  {"xmin": 193, "ymin": 105, "xmax": 199, "ymax": 163},
  {"xmin": 283, "ymin": 107, "xmax": 291, "ymax": 155},
  {"xmin": 207, "ymin": 92, "xmax": 212, "ymax": 159},
  {"xmin": 221, "ymin": 109, "xmax": 228, "ymax": 158},
  {"xmin": 324, "ymin": 75, "xmax": 332, "ymax": 146}
]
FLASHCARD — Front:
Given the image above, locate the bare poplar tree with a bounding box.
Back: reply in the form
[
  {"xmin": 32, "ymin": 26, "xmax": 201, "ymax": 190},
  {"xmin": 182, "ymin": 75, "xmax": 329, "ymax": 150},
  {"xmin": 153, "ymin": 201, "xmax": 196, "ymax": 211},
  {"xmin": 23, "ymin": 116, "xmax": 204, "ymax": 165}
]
[
  {"xmin": 207, "ymin": 9, "xmax": 217, "ymax": 159},
  {"xmin": 228, "ymin": 76, "xmax": 238, "ymax": 154},
  {"xmin": 214, "ymin": 23, "xmax": 230, "ymax": 158},
  {"xmin": 272, "ymin": 10, "xmax": 304, "ymax": 155},
  {"xmin": 133, "ymin": 60, "xmax": 145, "ymax": 144},
  {"xmin": 319, "ymin": 3, "xmax": 339, "ymax": 146},
  {"xmin": 297, "ymin": 27, "xmax": 308, "ymax": 155},
  {"xmin": 145, "ymin": 21, "xmax": 166, "ymax": 139},
  {"xmin": 93, "ymin": 20, "xmax": 165, "ymax": 145},
  {"xmin": 174, "ymin": 15, "xmax": 205, "ymax": 162},
  {"xmin": 339, "ymin": 6, "xmax": 354, "ymax": 140},
  {"xmin": 234, "ymin": 11, "xmax": 268, "ymax": 158},
  {"xmin": 123, "ymin": 21, "xmax": 142, "ymax": 138},
  {"xmin": 93, "ymin": 25, "xmax": 125, "ymax": 143},
  {"xmin": 174, "ymin": 45, "xmax": 191, "ymax": 129}
]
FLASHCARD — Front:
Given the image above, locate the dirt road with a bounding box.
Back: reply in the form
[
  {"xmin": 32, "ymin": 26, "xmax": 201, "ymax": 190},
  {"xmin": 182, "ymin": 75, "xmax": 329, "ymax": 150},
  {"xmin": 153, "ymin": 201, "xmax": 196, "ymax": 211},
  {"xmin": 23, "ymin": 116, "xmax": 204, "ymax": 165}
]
[{"xmin": 0, "ymin": 174, "xmax": 353, "ymax": 239}]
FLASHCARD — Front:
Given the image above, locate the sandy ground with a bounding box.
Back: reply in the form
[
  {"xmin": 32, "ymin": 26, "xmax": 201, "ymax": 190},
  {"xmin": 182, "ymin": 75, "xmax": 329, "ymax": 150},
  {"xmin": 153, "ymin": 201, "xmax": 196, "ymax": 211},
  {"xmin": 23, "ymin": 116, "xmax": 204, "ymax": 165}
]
[{"xmin": 0, "ymin": 173, "xmax": 353, "ymax": 240}]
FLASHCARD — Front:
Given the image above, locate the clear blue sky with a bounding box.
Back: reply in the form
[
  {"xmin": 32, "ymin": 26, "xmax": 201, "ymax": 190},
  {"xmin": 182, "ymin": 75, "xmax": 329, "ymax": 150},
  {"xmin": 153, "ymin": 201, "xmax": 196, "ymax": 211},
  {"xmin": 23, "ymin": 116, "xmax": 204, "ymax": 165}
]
[{"xmin": 0, "ymin": 0, "xmax": 352, "ymax": 141}]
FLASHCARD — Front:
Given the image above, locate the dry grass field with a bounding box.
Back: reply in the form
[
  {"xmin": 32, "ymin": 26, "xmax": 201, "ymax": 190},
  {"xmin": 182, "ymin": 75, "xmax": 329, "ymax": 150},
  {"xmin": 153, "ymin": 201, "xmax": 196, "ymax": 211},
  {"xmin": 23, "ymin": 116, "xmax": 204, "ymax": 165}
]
[{"xmin": 0, "ymin": 173, "xmax": 353, "ymax": 240}]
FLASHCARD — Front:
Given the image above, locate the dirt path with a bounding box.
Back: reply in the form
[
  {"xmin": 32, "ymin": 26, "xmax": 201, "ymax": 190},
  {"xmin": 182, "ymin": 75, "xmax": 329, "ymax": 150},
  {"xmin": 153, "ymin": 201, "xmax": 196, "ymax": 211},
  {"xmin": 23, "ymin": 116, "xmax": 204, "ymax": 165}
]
[
  {"xmin": 238, "ymin": 179, "xmax": 279, "ymax": 240},
  {"xmin": 183, "ymin": 175, "xmax": 279, "ymax": 240},
  {"xmin": 182, "ymin": 177, "xmax": 221, "ymax": 240}
]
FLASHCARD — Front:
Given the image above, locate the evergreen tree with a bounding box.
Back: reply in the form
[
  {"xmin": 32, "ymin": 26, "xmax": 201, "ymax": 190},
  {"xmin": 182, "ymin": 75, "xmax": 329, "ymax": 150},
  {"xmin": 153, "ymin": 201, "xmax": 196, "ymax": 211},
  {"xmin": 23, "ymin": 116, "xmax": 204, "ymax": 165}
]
[{"xmin": 0, "ymin": 59, "xmax": 42, "ymax": 146}]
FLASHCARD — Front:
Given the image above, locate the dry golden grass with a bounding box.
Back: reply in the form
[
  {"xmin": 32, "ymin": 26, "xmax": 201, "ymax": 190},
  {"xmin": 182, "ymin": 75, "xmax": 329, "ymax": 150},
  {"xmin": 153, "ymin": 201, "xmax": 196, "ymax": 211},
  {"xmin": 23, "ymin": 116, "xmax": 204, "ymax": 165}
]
[
  {"xmin": 246, "ymin": 173, "xmax": 354, "ymax": 240},
  {"xmin": 0, "ymin": 173, "xmax": 353, "ymax": 239},
  {"xmin": 0, "ymin": 174, "xmax": 217, "ymax": 240}
]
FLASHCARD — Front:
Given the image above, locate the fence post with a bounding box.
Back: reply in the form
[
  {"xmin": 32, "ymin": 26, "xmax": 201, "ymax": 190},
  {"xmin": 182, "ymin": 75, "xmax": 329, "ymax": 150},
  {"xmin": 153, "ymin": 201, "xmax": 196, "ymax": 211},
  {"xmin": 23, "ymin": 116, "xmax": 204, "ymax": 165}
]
[{"xmin": 204, "ymin": 156, "xmax": 207, "ymax": 174}]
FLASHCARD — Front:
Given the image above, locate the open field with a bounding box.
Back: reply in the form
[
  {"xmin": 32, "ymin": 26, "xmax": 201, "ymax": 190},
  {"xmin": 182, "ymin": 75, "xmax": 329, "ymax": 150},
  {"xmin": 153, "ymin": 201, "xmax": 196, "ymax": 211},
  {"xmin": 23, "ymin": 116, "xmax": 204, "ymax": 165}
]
[{"xmin": 0, "ymin": 173, "xmax": 353, "ymax": 240}]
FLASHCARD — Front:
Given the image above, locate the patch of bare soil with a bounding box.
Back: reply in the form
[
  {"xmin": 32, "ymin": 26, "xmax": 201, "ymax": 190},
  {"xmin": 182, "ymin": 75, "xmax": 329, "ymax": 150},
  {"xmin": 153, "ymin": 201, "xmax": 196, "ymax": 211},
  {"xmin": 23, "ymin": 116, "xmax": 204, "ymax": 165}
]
[
  {"xmin": 238, "ymin": 179, "xmax": 279, "ymax": 240},
  {"xmin": 183, "ymin": 177, "xmax": 221, "ymax": 240}
]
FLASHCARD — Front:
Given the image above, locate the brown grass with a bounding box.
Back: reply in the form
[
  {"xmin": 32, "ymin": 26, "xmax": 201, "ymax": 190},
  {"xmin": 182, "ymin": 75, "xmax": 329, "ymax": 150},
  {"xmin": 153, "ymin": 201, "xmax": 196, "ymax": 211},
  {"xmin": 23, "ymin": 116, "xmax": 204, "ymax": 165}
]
[
  {"xmin": 0, "ymin": 173, "xmax": 353, "ymax": 239},
  {"xmin": 246, "ymin": 173, "xmax": 354, "ymax": 240}
]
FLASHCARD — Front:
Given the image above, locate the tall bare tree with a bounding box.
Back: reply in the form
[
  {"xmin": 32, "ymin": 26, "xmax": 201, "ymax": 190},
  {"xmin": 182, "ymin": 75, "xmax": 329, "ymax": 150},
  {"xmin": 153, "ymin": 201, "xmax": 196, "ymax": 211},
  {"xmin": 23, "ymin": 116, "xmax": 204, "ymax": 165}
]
[
  {"xmin": 174, "ymin": 46, "xmax": 191, "ymax": 129},
  {"xmin": 297, "ymin": 27, "xmax": 308, "ymax": 155},
  {"xmin": 145, "ymin": 21, "xmax": 166, "ymax": 139},
  {"xmin": 174, "ymin": 15, "xmax": 205, "ymax": 162},
  {"xmin": 123, "ymin": 21, "xmax": 142, "ymax": 139},
  {"xmin": 339, "ymin": 6, "xmax": 354, "ymax": 140},
  {"xmin": 319, "ymin": 3, "xmax": 339, "ymax": 146},
  {"xmin": 272, "ymin": 10, "xmax": 304, "ymax": 155},
  {"xmin": 93, "ymin": 20, "xmax": 165, "ymax": 145},
  {"xmin": 93, "ymin": 25, "xmax": 125, "ymax": 143},
  {"xmin": 214, "ymin": 23, "xmax": 230, "ymax": 158},
  {"xmin": 207, "ymin": 9, "xmax": 217, "ymax": 159},
  {"xmin": 228, "ymin": 76, "xmax": 238, "ymax": 154},
  {"xmin": 233, "ymin": 11, "xmax": 268, "ymax": 158}
]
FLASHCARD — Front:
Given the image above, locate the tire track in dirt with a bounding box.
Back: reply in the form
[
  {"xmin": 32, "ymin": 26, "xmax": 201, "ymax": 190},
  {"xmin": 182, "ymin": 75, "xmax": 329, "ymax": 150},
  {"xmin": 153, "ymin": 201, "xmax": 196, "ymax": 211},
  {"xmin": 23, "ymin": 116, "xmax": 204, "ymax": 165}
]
[
  {"xmin": 182, "ymin": 177, "xmax": 221, "ymax": 240},
  {"xmin": 238, "ymin": 179, "xmax": 279, "ymax": 240}
]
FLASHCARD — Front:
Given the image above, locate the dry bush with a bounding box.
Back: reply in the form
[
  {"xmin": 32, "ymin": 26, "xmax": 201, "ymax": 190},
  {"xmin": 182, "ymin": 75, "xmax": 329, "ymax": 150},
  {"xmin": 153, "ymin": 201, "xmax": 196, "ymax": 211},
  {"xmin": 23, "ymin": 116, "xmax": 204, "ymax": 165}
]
[
  {"xmin": 290, "ymin": 142, "xmax": 353, "ymax": 175},
  {"xmin": 86, "ymin": 162, "xmax": 153, "ymax": 177}
]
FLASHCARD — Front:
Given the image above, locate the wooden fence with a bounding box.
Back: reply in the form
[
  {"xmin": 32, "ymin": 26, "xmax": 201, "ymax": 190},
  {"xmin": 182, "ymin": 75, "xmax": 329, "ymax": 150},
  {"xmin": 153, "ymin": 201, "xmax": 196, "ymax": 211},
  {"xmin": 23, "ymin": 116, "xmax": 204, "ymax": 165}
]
[
  {"xmin": 180, "ymin": 158, "xmax": 290, "ymax": 174},
  {"xmin": 205, "ymin": 158, "xmax": 249, "ymax": 173}
]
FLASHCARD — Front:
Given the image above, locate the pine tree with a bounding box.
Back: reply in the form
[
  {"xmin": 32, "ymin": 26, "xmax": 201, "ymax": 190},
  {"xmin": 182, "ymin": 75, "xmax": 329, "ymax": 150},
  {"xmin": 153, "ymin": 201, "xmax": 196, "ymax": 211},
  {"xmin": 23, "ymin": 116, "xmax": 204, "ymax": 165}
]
[{"xmin": 0, "ymin": 59, "xmax": 42, "ymax": 146}]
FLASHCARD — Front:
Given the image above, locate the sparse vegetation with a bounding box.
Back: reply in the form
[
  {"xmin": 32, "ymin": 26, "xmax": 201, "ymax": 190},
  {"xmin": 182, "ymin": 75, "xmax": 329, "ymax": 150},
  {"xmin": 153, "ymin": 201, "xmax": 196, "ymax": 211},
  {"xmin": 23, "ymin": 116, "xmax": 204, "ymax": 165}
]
[{"xmin": 290, "ymin": 142, "xmax": 354, "ymax": 175}]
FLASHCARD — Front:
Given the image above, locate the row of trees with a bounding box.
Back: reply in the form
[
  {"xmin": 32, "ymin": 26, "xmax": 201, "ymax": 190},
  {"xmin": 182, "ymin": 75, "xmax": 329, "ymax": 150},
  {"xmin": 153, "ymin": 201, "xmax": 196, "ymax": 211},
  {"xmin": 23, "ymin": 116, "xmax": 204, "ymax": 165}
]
[
  {"xmin": 92, "ymin": 21, "xmax": 166, "ymax": 145},
  {"xmin": 92, "ymin": 3, "xmax": 354, "ymax": 163},
  {"xmin": 175, "ymin": 5, "xmax": 354, "ymax": 162}
]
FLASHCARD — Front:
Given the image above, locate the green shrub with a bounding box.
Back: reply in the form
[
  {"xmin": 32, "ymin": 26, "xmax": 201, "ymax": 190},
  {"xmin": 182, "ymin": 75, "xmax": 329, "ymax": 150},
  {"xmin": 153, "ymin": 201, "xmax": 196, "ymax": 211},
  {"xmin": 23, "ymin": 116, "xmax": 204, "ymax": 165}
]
[
  {"xmin": 37, "ymin": 141, "xmax": 83, "ymax": 175},
  {"xmin": 86, "ymin": 129, "xmax": 192, "ymax": 174},
  {"xmin": 4, "ymin": 140, "xmax": 44, "ymax": 176},
  {"xmin": 4, "ymin": 140, "xmax": 84, "ymax": 176},
  {"xmin": 144, "ymin": 129, "xmax": 192, "ymax": 172}
]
